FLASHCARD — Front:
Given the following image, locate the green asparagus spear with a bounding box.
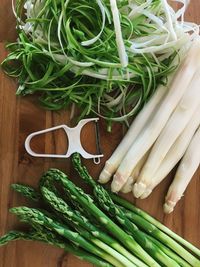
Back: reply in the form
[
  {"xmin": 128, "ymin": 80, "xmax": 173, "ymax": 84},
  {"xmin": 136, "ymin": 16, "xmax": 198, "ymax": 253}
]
[
  {"xmin": 0, "ymin": 231, "xmax": 28, "ymax": 245},
  {"xmin": 41, "ymin": 168, "xmax": 160, "ymax": 267},
  {"xmin": 118, "ymin": 206, "xmax": 193, "ymax": 267},
  {"xmin": 40, "ymin": 171, "xmax": 87, "ymax": 216},
  {"xmin": 0, "ymin": 230, "xmax": 114, "ymax": 267},
  {"xmin": 11, "ymin": 184, "xmax": 41, "ymax": 202},
  {"xmin": 111, "ymin": 194, "xmax": 200, "ymax": 266},
  {"xmin": 147, "ymin": 235, "xmax": 191, "ymax": 267},
  {"xmin": 74, "ymin": 224, "xmax": 137, "ymax": 267},
  {"xmin": 72, "ymin": 153, "xmax": 180, "ymax": 267},
  {"xmin": 11, "ymin": 182, "xmax": 141, "ymax": 266},
  {"xmin": 10, "ymin": 207, "xmax": 124, "ymax": 267},
  {"xmin": 73, "ymin": 153, "xmax": 200, "ymax": 267},
  {"xmin": 4, "ymin": 163, "xmax": 199, "ymax": 267},
  {"xmin": 41, "ymin": 186, "xmax": 143, "ymax": 267}
]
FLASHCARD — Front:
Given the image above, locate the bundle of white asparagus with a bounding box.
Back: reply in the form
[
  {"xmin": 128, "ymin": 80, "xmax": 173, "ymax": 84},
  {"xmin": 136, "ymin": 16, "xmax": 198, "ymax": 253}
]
[{"xmin": 99, "ymin": 39, "xmax": 200, "ymax": 213}]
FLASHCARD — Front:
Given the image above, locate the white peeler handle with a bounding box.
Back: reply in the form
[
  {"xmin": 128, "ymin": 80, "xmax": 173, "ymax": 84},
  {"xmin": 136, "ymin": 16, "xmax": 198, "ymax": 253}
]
[{"xmin": 25, "ymin": 118, "xmax": 104, "ymax": 163}]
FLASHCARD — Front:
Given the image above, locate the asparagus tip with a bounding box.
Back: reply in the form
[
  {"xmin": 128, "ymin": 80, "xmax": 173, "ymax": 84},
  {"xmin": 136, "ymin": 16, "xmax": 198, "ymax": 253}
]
[
  {"xmin": 98, "ymin": 170, "xmax": 111, "ymax": 184},
  {"xmin": 140, "ymin": 189, "xmax": 152, "ymax": 199},
  {"xmin": 111, "ymin": 173, "xmax": 124, "ymax": 193},
  {"xmin": 98, "ymin": 162, "xmax": 114, "ymax": 184},
  {"xmin": 163, "ymin": 201, "xmax": 176, "ymax": 214},
  {"xmin": 121, "ymin": 177, "xmax": 134, "ymax": 194},
  {"xmin": 132, "ymin": 182, "xmax": 146, "ymax": 198}
]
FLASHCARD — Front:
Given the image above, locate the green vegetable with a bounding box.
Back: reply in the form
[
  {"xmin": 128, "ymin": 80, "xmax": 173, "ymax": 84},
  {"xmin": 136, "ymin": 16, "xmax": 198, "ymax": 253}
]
[
  {"xmin": 11, "ymin": 184, "xmax": 41, "ymax": 202},
  {"xmin": 41, "ymin": 186, "xmax": 144, "ymax": 266},
  {"xmin": 3, "ymin": 0, "xmax": 193, "ymax": 126},
  {"xmin": 0, "ymin": 230, "xmax": 113, "ymax": 267},
  {"xmin": 72, "ymin": 153, "xmax": 200, "ymax": 266},
  {"xmin": 71, "ymin": 224, "xmax": 136, "ymax": 267},
  {"xmin": 146, "ymin": 235, "xmax": 191, "ymax": 267},
  {"xmin": 111, "ymin": 193, "xmax": 200, "ymax": 263},
  {"xmin": 40, "ymin": 168, "xmax": 156, "ymax": 266},
  {"xmin": 10, "ymin": 207, "xmax": 123, "ymax": 267},
  {"xmin": 0, "ymin": 154, "xmax": 200, "ymax": 267},
  {"xmin": 72, "ymin": 153, "xmax": 179, "ymax": 267}
]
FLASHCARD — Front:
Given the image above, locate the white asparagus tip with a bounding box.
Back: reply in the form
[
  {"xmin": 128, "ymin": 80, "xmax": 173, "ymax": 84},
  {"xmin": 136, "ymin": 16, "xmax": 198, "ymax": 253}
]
[
  {"xmin": 121, "ymin": 176, "xmax": 134, "ymax": 193},
  {"xmin": 98, "ymin": 162, "xmax": 114, "ymax": 184},
  {"xmin": 140, "ymin": 189, "xmax": 152, "ymax": 199},
  {"xmin": 121, "ymin": 187, "xmax": 132, "ymax": 194},
  {"xmin": 132, "ymin": 182, "xmax": 147, "ymax": 198},
  {"xmin": 163, "ymin": 200, "xmax": 176, "ymax": 214},
  {"xmin": 98, "ymin": 169, "xmax": 112, "ymax": 184},
  {"xmin": 111, "ymin": 172, "xmax": 126, "ymax": 193}
]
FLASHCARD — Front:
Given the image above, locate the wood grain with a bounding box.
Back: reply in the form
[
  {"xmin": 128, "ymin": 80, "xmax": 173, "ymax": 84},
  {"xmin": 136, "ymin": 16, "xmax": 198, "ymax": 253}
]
[{"xmin": 0, "ymin": 1, "xmax": 200, "ymax": 267}]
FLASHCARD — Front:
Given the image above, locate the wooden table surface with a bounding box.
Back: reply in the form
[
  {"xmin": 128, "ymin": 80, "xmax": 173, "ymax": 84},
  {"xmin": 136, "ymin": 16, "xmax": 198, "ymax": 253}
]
[{"xmin": 0, "ymin": 1, "xmax": 200, "ymax": 267}]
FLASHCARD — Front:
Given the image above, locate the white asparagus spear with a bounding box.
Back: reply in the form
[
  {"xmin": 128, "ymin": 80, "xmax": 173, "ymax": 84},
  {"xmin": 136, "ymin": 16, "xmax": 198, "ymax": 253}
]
[
  {"xmin": 111, "ymin": 39, "xmax": 200, "ymax": 193},
  {"xmin": 121, "ymin": 176, "xmax": 135, "ymax": 194},
  {"xmin": 164, "ymin": 125, "xmax": 200, "ymax": 214},
  {"xmin": 133, "ymin": 68, "xmax": 200, "ymax": 197},
  {"xmin": 98, "ymin": 85, "xmax": 168, "ymax": 184},
  {"xmin": 140, "ymin": 106, "xmax": 200, "ymax": 199},
  {"xmin": 121, "ymin": 151, "xmax": 150, "ymax": 193},
  {"xmin": 98, "ymin": 48, "xmax": 183, "ymax": 184}
]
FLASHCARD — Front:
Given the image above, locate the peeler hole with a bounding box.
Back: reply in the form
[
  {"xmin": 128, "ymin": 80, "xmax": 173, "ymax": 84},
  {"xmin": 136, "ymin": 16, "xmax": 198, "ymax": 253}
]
[
  {"xmin": 80, "ymin": 122, "xmax": 99, "ymax": 155},
  {"xmin": 93, "ymin": 157, "xmax": 101, "ymax": 165},
  {"xmin": 29, "ymin": 128, "xmax": 69, "ymax": 155}
]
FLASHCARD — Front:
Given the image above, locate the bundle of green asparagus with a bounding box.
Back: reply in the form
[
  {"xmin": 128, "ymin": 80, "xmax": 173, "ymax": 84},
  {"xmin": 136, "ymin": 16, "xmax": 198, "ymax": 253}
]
[{"xmin": 0, "ymin": 154, "xmax": 199, "ymax": 267}]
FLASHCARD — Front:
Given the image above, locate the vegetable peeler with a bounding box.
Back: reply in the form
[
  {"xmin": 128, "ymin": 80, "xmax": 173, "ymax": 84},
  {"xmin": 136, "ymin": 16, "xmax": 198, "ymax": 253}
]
[{"xmin": 25, "ymin": 118, "xmax": 104, "ymax": 164}]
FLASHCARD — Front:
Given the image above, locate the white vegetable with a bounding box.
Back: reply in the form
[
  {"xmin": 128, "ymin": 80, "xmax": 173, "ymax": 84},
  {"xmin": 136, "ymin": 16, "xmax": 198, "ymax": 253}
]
[
  {"xmin": 161, "ymin": 0, "xmax": 177, "ymax": 41},
  {"xmin": 111, "ymin": 39, "xmax": 200, "ymax": 193},
  {"xmin": 121, "ymin": 176, "xmax": 134, "ymax": 194},
  {"xmin": 127, "ymin": 0, "xmax": 198, "ymax": 55},
  {"xmin": 164, "ymin": 125, "xmax": 200, "ymax": 214},
  {"xmin": 121, "ymin": 151, "xmax": 150, "ymax": 193},
  {"xmin": 70, "ymin": 66, "xmax": 135, "ymax": 80},
  {"xmin": 133, "ymin": 68, "xmax": 200, "ymax": 198},
  {"xmin": 110, "ymin": 0, "xmax": 128, "ymax": 67},
  {"xmin": 81, "ymin": 0, "xmax": 106, "ymax": 46},
  {"xmin": 98, "ymin": 80, "xmax": 168, "ymax": 184},
  {"xmin": 128, "ymin": 0, "xmax": 153, "ymax": 20},
  {"xmin": 98, "ymin": 47, "xmax": 187, "ymax": 184},
  {"xmin": 129, "ymin": 34, "xmax": 190, "ymax": 54},
  {"xmin": 140, "ymin": 106, "xmax": 200, "ymax": 199}
]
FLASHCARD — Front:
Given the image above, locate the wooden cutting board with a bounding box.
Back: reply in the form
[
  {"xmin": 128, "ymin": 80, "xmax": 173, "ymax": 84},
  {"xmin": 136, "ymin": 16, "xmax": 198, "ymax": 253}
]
[{"xmin": 0, "ymin": 1, "xmax": 200, "ymax": 267}]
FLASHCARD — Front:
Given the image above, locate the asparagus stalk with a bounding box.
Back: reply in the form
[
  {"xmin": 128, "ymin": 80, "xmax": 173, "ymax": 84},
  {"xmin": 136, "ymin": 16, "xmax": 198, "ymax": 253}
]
[
  {"xmin": 111, "ymin": 194, "xmax": 200, "ymax": 261},
  {"xmin": 28, "ymin": 211, "xmax": 134, "ymax": 267},
  {"xmin": 41, "ymin": 186, "xmax": 138, "ymax": 267},
  {"xmin": 12, "ymin": 184, "xmax": 144, "ymax": 267},
  {"xmin": 120, "ymin": 207, "xmax": 195, "ymax": 267},
  {"xmin": 4, "ymin": 163, "xmax": 200, "ymax": 267},
  {"xmin": 99, "ymin": 78, "xmax": 169, "ymax": 184},
  {"xmin": 147, "ymin": 235, "xmax": 191, "ymax": 267},
  {"xmin": 121, "ymin": 176, "xmax": 135, "ymax": 194},
  {"xmin": 98, "ymin": 48, "xmax": 183, "ymax": 184},
  {"xmin": 41, "ymin": 168, "xmax": 159, "ymax": 267},
  {"xmin": 74, "ymin": 225, "xmax": 136, "ymax": 267},
  {"xmin": 0, "ymin": 231, "xmax": 28, "ymax": 245},
  {"xmin": 111, "ymin": 39, "xmax": 200, "ymax": 193},
  {"xmin": 72, "ymin": 154, "xmax": 180, "ymax": 267},
  {"xmin": 140, "ymin": 106, "xmax": 200, "ymax": 199},
  {"xmin": 11, "ymin": 184, "xmax": 41, "ymax": 202},
  {"xmin": 121, "ymin": 151, "xmax": 150, "ymax": 193},
  {"xmin": 0, "ymin": 230, "xmax": 114, "ymax": 267},
  {"xmin": 164, "ymin": 125, "xmax": 200, "ymax": 214},
  {"xmin": 40, "ymin": 173, "xmax": 87, "ymax": 216},
  {"xmin": 10, "ymin": 207, "xmax": 124, "ymax": 267},
  {"xmin": 134, "ymin": 69, "xmax": 200, "ymax": 198}
]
